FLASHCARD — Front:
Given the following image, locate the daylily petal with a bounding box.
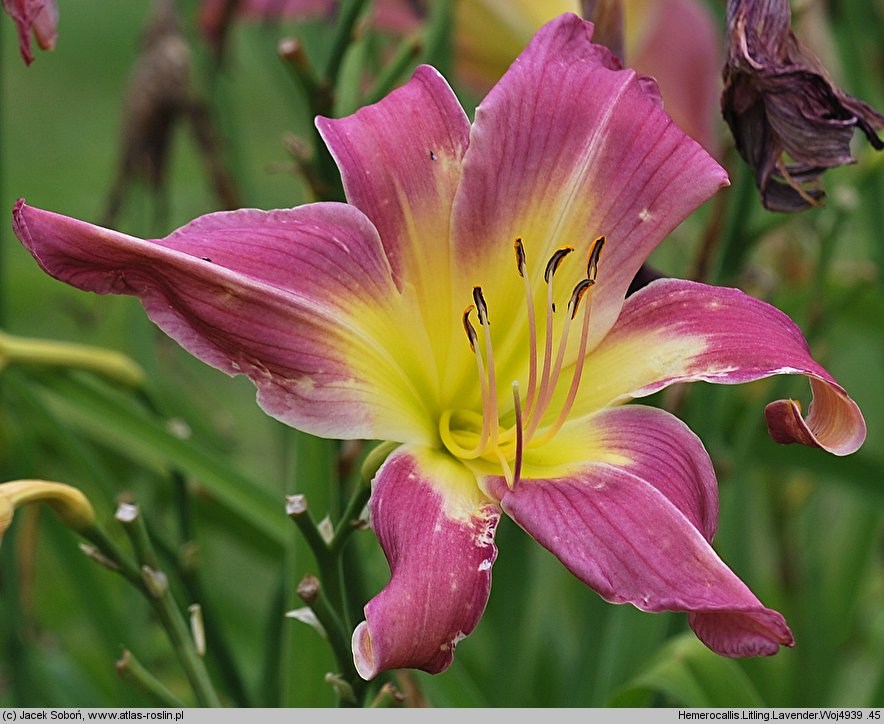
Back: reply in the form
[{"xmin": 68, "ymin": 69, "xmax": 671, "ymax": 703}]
[
  {"xmin": 450, "ymin": 13, "xmax": 728, "ymax": 349},
  {"xmin": 484, "ymin": 405, "xmax": 793, "ymax": 657},
  {"xmin": 13, "ymin": 200, "xmax": 436, "ymax": 443},
  {"xmin": 317, "ymin": 65, "xmax": 471, "ymax": 364},
  {"xmin": 568, "ymin": 279, "xmax": 866, "ymax": 455},
  {"xmin": 354, "ymin": 445, "xmax": 500, "ymax": 679}
]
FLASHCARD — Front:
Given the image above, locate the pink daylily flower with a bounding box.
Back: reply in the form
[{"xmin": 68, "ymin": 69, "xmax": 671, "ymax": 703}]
[
  {"xmin": 12, "ymin": 15, "xmax": 865, "ymax": 678},
  {"xmin": 3, "ymin": 0, "xmax": 58, "ymax": 65}
]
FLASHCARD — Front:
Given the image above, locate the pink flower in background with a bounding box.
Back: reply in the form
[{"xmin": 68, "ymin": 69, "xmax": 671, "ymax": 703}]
[
  {"xmin": 199, "ymin": 0, "xmax": 723, "ymax": 154},
  {"xmin": 13, "ymin": 15, "xmax": 865, "ymax": 678},
  {"xmin": 3, "ymin": 0, "xmax": 58, "ymax": 65}
]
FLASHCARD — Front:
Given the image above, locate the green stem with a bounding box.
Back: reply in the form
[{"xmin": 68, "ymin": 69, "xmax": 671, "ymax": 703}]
[
  {"xmin": 295, "ymin": 575, "xmax": 352, "ymax": 680},
  {"xmin": 288, "ymin": 498, "xmax": 346, "ymax": 617},
  {"xmin": 713, "ymin": 163, "xmax": 758, "ymax": 284},
  {"xmin": 116, "ymin": 505, "xmax": 223, "ymax": 707},
  {"xmin": 364, "ymin": 34, "xmax": 422, "ymax": 106},
  {"xmin": 322, "ymin": 0, "xmax": 372, "ymax": 83},
  {"xmin": 329, "ymin": 484, "xmax": 371, "ymax": 556},
  {"xmin": 116, "ymin": 650, "xmax": 187, "ymax": 708}
]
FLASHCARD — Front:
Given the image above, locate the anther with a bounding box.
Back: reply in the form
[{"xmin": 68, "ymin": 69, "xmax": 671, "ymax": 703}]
[
  {"xmin": 472, "ymin": 286, "xmax": 490, "ymax": 326},
  {"xmin": 586, "ymin": 235, "xmax": 605, "ymax": 282},
  {"xmin": 462, "ymin": 305, "xmax": 478, "ymax": 352},
  {"xmin": 543, "ymin": 246, "xmax": 575, "ymax": 283},
  {"xmin": 514, "ymin": 238, "xmax": 527, "ymax": 277},
  {"xmin": 568, "ymin": 279, "xmax": 595, "ymax": 320}
]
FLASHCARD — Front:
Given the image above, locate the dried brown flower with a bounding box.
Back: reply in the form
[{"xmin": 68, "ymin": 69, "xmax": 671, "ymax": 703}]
[{"xmin": 722, "ymin": 0, "xmax": 884, "ymax": 211}]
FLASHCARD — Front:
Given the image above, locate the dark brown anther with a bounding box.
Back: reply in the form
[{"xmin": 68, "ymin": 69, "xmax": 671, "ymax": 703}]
[
  {"xmin": 587, "ymin": 235, "xmax": 605, "ymax": 282},
  {"xmin": 543, "ymin": 246, "xmax": 575, "ymax": 283},
  {"xmin": 568, "ymin": 279, "xmax": 595, "ymax": 319},
  {"xmin": 472, "ymin": 287, "xmax": 490, "ymax": 326},
  {"xmin": 462, "ymin": 305, "xmax": 478, "ymax": 352},
  {"xmin": 514, "ymin": 238, "xmax": 527, "ymax": 277}
]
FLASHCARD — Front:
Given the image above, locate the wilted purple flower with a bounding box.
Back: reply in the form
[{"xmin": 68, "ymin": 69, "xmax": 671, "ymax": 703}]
[{"xmin": 722, "ymin": 0, "xmax": 884, "ymax": 212}]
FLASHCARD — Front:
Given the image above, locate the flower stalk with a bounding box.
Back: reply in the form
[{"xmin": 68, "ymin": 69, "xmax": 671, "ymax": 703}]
[
  {"xmin": 115, "ymin": 502, "xmax": 223, "ymax": 707},
  {"xmin": 116, "ymin": 649, "xmax": 187, "ymax": 708}
]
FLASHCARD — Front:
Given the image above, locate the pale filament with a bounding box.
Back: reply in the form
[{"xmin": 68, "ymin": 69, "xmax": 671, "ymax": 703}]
[
  {"xmin": 529, "ymin": 246, "xmax": 574, "ymax": 427},
  {"xmin": 515, "ymin": 239, "xmax": 539, "ymax": 419}
]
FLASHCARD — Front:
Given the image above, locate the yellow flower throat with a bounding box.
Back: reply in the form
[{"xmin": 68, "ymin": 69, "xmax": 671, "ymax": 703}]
[{"xmin": 438, "ymin": 235, "xmax": 605, "ymax": 488}]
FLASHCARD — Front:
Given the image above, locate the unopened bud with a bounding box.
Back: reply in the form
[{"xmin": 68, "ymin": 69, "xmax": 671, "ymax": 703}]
[
  {"xmin": 285, "ymin": 494, "xmax": 308, "ymax": 518},
  {"xmin": 296, "ymin": 574, "xmax": 320, "ymax": 605},
  {"xmin": 188, "ymin": 604, "xmax": 206, "ymax": 656},
  {"xmin": 0, "ymin": 480, "xmax": 96, "ymax": 544},
  {"xmin": 141, "ymin": 565, "xmax": 169, "ymax": 598}
]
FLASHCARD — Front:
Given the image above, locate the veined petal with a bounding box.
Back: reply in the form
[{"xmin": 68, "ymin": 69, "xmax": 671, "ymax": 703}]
[
  {"xmin": 567, "ymin": 279, "xmax": 865, "ymax": 455},
  {"xmin": 484, "ymin": 405, "xmax": 793, "ymax": 657},
  {"xmin": 13, "ymin": 200, "xmax": 435, "ymax": 443},
  {"xmin": 354, "ymin": 446, "xmax": 500, "ymax": 679},
  {"xmin": 451, "ymin": 13, "xmax": 728, "ymax": 350},
  {"xmin": 317, "ymin": 66, "xmax": 471, "ymax": 371}
]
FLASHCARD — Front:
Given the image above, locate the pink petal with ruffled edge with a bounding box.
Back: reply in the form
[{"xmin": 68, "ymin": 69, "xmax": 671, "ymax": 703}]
[
  {"xmin": 484, "ymin": 405, "xmax": 793, "ymax": 657},
  {"xmin": 353, "ymin": 446, "xmax": 500, "ymax": 679},
  {"xmin": 13, "ymin": 200, "xmax": 436, "ymax": 444},
  {"xmin": 567, "ymin": 278, "xmax": 866, "ymax": 455},
  {"xmin": 450, "ymin": 13, "xmax": 729, "ymax": 348}
]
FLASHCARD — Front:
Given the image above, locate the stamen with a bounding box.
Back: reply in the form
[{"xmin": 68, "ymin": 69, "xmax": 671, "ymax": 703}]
[
  {"xmin": 473, "ymin": 286, "xmax": 500, "ymax": 449},
  {"xmin": 511, "ymin": 381, "xmax": 523, "ymax": 490},
  {"xmin": 494, "ymin": 447, "xmax": 515, "ymax": 489},
  {"xmin": 529, "ymin": 246, "xmax": 574, "ymax": 427},
  {"xmin": 445, "ymin": 304, "xmax": 492, "ymax": 459},
  {"xmin": 533, "ymin": 235, "xmax": 606, "ymax": 447},
  {"xmin": 513, "ymin": 238, "xmax": 527, "ymax": 277},
  {"xmin": 532, "ymin": 280, "xmax": 595, "ymax": 445},
  {"xmin": 544, "ymin": 245, "xmax": 574, "ymax": 283},
  {"xmin": 587, "ymin": 235, "xmax": 605, "ymax": 282},
  {"xmin": 472, "ymin": 286, "xmax": 489, "ymax": 326},
  {"xmin": 462, "ymin": 304, "xmax": 478, "ymax": 353},
  {"xmin": 515, "ymin": 239, "xmax": 539, "ymax": 417},
  {"xmin": 568, "ymin": 279, "xmax": 594, "ymax": 320}
]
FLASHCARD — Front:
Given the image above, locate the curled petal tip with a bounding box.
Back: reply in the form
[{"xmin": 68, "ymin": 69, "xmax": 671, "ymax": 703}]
[
  {"xmin": 352, "ymin": 621, "xmax": 378, "ymax": 681},
  {"xmin": 764, "ymin": 384, "xmax": 866, "ymax": 457}
]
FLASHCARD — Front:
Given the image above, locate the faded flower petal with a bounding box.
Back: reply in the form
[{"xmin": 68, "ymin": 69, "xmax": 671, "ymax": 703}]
[
  {"xmin": 722, "ymin": 0, "xmax": 884, "ymax": 211},
  {"xmin": 3, "ymin": 0, "xmax": 58, "ymax": 64},
  {"xmin": 355, "ymin": 446, "xmax": 500, "ymax": 678},
  {"xmin": 485, "ymin": 405, "xmax": 792, "ymax": 657}
]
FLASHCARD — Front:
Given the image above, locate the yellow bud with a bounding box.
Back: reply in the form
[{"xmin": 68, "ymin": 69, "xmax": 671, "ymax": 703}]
[{"xmin": 0, "ymin": 480, "xmax": 96, "ymax": 543}]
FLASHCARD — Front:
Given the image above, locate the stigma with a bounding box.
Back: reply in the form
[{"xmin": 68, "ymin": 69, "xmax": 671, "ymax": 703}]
[{"xmin": 439, "ymin": 235, "xmax": 605, "ymax": 489}]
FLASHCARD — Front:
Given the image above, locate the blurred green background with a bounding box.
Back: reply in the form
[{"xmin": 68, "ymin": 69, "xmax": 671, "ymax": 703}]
[{"xmin": 1, "ymin": 0, "xmax": 882, "ymax": 708}]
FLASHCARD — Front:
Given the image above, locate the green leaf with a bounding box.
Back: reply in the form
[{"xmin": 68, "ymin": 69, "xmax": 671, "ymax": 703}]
[
  {"xmin": 29, "ymin": 372, "xmax": 289, "ymax": 551},
  {"xmin": 608, "ymin": 634, "xmax": 767, "ymax": 707}
]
